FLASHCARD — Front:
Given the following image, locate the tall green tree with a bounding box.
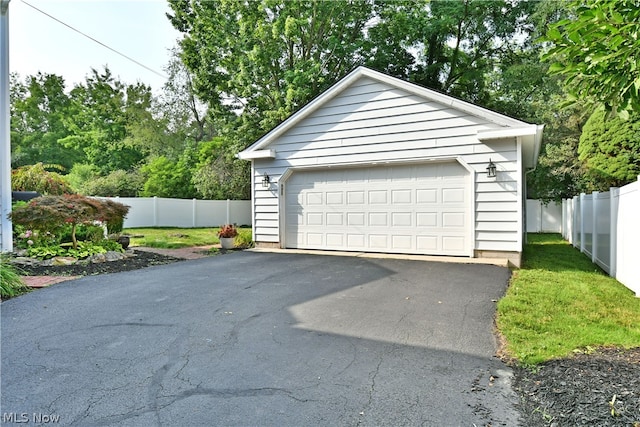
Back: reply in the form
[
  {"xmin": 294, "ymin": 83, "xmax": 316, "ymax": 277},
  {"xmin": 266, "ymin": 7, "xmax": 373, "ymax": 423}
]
[
  {"xmin": 10, "ymin": 73, "xmax": 81, "ymax": 169},
  {"xmin": 543, "ymin": 0, "xmax": 640, "ymax": 115},
  {"xmin": 168, "ymin": 0, "xmax": 375, "ymax": 139},
  {"xmin": 59, "ymin": 67, "xmax": 148, "ymax": 174},
  {"xmin": 578, "ymin": 108, "xmax": 640, "ymax": 189},
  {"xmin": 369, "ymin": 0, "xmax": 537, "ymax": 105}
]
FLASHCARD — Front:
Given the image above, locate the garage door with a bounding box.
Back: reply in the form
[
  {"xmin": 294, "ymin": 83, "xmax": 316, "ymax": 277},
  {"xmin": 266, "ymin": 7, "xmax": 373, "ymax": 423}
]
[{"xmin": 284, "ymin": 162, "xmax": 471, "ymax": 256}]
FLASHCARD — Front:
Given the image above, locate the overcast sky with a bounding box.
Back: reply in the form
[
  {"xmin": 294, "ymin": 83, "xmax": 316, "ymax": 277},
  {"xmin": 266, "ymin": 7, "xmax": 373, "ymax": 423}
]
[{"xmin": 9, "ymin": 0, "xmax": 181, "ymax": 92}]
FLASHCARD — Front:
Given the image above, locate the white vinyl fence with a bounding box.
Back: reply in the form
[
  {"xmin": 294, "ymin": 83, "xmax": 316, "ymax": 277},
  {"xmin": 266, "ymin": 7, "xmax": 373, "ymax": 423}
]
[
  {"xmin": 562, "ymin": 177, "xmax": 640, "ymax": 297},
  {"xmin": 526, "ymin": 200, "xmax": 562, "ymax": 233},
  {"xmin": 103, "ymin": 197, "xmax": 252, "ymax": 229}
]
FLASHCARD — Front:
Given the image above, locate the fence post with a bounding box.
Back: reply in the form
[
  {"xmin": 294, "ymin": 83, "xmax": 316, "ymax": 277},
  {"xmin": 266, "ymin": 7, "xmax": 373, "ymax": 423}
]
[
  {"xmin": 192, "ymin": 199, "xmax": 197, "ymax": 227},
  {"xmin": 153, "ymin": 196, "xmax": 158, "ymax": 227},
  {"xmin": 610, "ymin": 187, "xmax": 618, "ymax": 277},
  {"xmin": 592, "ymin": 192, "xmax": 599, "ymax": 263},
  {"xmin": 579, "ymin": 193, "xmax": 586, "ymax": 252},
  {"xmin": 226, "ymin": 199, "xmax": 230, "ymax": 224}
]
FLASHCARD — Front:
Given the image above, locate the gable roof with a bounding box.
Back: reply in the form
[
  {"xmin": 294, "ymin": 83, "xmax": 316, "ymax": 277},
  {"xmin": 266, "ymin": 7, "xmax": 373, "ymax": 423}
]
[{"xmin": 238, "ymin": 66, "xmax": 543, "ymax": 168}]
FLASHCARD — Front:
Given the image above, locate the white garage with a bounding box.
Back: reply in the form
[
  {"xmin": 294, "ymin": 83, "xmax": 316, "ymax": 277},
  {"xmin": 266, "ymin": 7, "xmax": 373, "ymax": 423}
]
[
  {"xmin": 239, "ymin": 67, "xmax": 544, "ymax": 266},
  {"xmin": 284, "ymin": 162, "xmax": 471, "ymax": 256}
]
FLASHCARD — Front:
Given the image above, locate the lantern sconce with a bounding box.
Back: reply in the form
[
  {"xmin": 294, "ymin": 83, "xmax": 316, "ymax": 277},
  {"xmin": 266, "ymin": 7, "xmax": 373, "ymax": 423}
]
[
  {"xmin": 486, "ymin": 159, "xmax": 497, "ymax": 178},
  {"xmin": 261, "ymin": 172, "xmax": 271, "ymax": 188}
]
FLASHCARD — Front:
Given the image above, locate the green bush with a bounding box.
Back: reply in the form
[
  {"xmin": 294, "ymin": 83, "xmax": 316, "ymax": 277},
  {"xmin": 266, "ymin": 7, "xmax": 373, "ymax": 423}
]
[
  {"xmin": 234, "ymin": 228, "xmax": 254, "ymax": 249},
  {"xmin": 12, "ymin": 163, "xmax": 73, "ymax": 195},
  {"xmin": 82, "ymin": 170, "xmax": 144, "ymax": 197},
  {"xmin": 9, "ymin": 194, "xmax": 129, "ymax": 250},
  {"xmin": 0, "ymin": 256, "xmax": 28, "ymax": 299},
  {"xmin": 26, "ymin": 240, "xmax": 122, "ymax": 260}
]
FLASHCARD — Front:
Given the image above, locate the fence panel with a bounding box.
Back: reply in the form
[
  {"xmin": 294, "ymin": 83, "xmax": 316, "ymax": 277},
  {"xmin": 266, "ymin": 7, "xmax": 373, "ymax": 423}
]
[
  {"xmin": 525, "ymin": 200, "xmax": 562, "ymax": 233},
  {"xmin": 614, "ymin": 179, "xmax": 640, "ymax": 296},
  {"xmin": 562, "ymin": 177, "xmax": 640, "ymax": 297},
  {"xmin": 104, "ymin": 197, "xmax": 252, "ymax": 229},
  {"xmin": 582, "ymin": 194, "xmax": 593, "ymax": 258},
  {"xmin": 594, "ymin": 191, "xmax": 611, "ymax": 272}
]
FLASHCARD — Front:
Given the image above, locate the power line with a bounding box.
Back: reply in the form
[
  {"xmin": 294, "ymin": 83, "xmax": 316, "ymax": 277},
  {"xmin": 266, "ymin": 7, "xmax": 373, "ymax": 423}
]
[{"xmin": 20, "ymin": 0, "xmax": 168, "ymax": 80}]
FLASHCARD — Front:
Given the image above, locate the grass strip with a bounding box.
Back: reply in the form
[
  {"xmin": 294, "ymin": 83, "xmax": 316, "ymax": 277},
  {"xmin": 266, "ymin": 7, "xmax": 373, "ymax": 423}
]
[
  {"xmin": 496, "ymin": 233, "xmax": 640, "ymax": 365},
  {"xmin": 124, "ymin": 226, "xmax": 252, "ymax": 249}
]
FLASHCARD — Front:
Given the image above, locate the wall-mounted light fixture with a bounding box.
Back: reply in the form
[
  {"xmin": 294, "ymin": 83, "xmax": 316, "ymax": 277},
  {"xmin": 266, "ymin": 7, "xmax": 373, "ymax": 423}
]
[
  {"xmin": 261, "ymin": 172, "xmax": 271, "ymax": 188},
  {"xmin": 486, "ymin": 159, "xmax": 497, "ymax": 178}
]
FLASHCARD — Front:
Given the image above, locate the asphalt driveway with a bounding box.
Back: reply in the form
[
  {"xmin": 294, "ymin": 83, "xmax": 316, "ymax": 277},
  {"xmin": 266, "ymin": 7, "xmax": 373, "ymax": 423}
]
[{"xmin": 1, "ymin": 252, "xmax": 520, "ymax": 426}]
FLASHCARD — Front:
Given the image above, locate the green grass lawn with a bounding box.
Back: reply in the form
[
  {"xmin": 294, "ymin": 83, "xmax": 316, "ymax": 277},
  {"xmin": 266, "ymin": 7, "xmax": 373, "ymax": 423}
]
[
  {"xmin": 124, "ymin": 227, "xmax": 253, "ymax": 249},
  {"xmin": 496, "ymin": 233, "xmax": 640, "ymax": 365}
]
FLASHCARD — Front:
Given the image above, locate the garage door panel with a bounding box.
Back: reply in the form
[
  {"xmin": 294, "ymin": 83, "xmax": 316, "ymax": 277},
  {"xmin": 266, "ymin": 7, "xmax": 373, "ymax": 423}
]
[
  {"xmin": 417, "ymin": 212, "xmax": 438, "ymax": 227},
  {"xmin": 442, "ymin": 212, "xmax": 465, "ymax": 228},
  {"xmin": 417, "ymin": 235, "xmax": 438, "ymax": 251},
  {"xmin": 392, "ymin": 235, "xmax": 412, "ymax": 249},
  {"xmin": 391, "ymin": 212, "xmax": 412, "ymax": 227},
  {"xmin": 369, "ymin": 234, "xmax": 388, "ymax": 248},
  {"xmin": 369, "ymin": 190, "xmax": 388, "ymax": 204},
  {"xmin": 347, "ymin": 191, "xmax": 365, "ymax": 204},
  {"xmin": 326, "ymin": 192, "xmax": 343, "ymax": 204},
  {"xmin": 347, "ymin": 212, "xmax": 365, "ymax": 226},
  {"xmin": 307, "ymin": 233, "xmax": 323, "ymax": 246},
  {"xmin": 285, "ymin": 162, "xmax": 470, "ymax": 256},
  {"xmin": 369, "ymin": 212, "xmax": 388, "ymax": 226},
  {"xmin": 307, "ymin": 192, "xmax": 323, "ymax": 205},
  {"xmin": 443, "ymin": 236, "xmax": 466, "ymax": 251},
  {"xmin": 347, "ymin": 234, "xmax": 365, "ymax": 247},
  {"xmin": 442, "ymin": 188, "xmax": 465, "ymax": 203},
  {"xmin": 392, "ymin": 190, "xmax": 412, "ymax": 204},
  {"xmin": 326, "ymin": 212, "xmax": 343, "ymax": 225},
  {"xmin": 326, "ymin": 233, "xmax": 343, "ymax": 246},
  {"xmin": 417, "ymin": 189, "xmax": 437, "ymax": 204},
  {"xmin": 307, "ymin": 212, "xmax": 323, "ymax": 226}
]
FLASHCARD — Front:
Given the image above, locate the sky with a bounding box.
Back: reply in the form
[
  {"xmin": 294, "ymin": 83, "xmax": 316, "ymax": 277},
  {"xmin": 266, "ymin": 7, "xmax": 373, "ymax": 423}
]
[{"xmin": 8, "ymin": 0, "xmax": 181, "ymax": 93}]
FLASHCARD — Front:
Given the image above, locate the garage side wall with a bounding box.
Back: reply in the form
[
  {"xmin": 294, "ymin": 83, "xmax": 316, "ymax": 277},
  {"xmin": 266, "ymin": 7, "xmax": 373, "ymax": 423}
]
[{"xmin": 251, "ymin": 77, "xmax": 522, "ymax": 254}]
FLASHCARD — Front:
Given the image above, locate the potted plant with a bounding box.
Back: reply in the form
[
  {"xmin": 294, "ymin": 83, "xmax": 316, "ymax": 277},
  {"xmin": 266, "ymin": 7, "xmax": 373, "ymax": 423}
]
[{"xmin": 217, "ymin": 224, "xmax": 238, "ymax": 249}]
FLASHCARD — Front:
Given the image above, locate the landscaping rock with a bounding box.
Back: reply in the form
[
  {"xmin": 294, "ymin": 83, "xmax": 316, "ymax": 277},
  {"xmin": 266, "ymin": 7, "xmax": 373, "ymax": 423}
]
[
  {"xmin": 90, "ymin": 253, "xmax": 107, "ymax": 263},
  {"xmin": 48, "ymin": 257, "xmax": 78, "ymax": 266},
  {"xmin": 104, "ymin": 251, "xmax": 126, "ymax": 262},
  {"xmin": 10, "ymin": 257, "xmax": 40, "ymax": 266}
]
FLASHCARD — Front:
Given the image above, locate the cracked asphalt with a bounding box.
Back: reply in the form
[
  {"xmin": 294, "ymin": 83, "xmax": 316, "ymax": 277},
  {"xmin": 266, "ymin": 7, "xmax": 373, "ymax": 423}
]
[{"xmin": 1, "ymin": 251, "xmax": 521, "ymax": 426}]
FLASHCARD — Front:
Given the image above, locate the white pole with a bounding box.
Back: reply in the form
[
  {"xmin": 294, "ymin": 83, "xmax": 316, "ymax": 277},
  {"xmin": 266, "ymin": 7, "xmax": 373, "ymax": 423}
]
[{"xmin": 0, "ymin": 0, "xmax": 12, "ymax": 253}]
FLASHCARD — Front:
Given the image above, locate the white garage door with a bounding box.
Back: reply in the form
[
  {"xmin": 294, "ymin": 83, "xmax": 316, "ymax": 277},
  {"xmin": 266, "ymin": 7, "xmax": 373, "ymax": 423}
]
[{"xmin": 284, "ymin": 162, "xmax": 471, "ymax": 256}]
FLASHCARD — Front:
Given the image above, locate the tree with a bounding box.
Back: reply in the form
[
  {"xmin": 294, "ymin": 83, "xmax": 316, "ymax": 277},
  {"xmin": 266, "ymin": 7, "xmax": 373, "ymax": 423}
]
[
  {"xmin": 543, "ymin": 0, "xmax": 640, "ymax": 115},
  {"xmin": 60, "ymin": 67, "xmax": 148, "ymax": 174},
  {"xmin": 578, "ymin": 108, "xmax": 640, "ymax": 189},
  {"xmin": 192, "ymin": 138, "xmax": 251, "ymax": 200},
  {"xmin": 10, "ymin": 73, "xmax": 81, "ymax": 169},
  {"xmin": 10, "ymin": 195, "xmax": 129, "ymax": 249},
  {"xmin": 168, "ymin": 0, "xmax": 375, "ymax": 139},
  {"xmin": 368, "ymin": 0, "xmax": 537, "ymax": 105},
  {"xmin": 140, "ymin": 155, "xmax": 198, "ymax": 199}
]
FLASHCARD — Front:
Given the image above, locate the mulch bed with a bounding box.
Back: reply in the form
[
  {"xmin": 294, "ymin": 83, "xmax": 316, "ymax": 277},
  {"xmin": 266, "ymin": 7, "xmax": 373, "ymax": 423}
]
[
  {"xmin": 13, "ymin": 249, "xmax": 182, "ymax": 277},
  {"xmin": 512, "ymin": 347, "xmax": 640, "ymax": 426}
]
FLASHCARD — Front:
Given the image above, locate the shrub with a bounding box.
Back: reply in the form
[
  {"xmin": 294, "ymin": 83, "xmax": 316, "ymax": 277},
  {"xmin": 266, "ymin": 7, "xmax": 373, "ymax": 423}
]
[
  {"xmin": 234, "ymin": 228, "xmax": 254, "ymax": 249},
  {"xmin": 82, "ymin": 170, "xmax": 144, "ymax": 197},
  {"xmin": 10, "ymin": 195, "xmax": 130, "ymax": 249},
  {"xmin": 0, "ymin": 256, "xmax": 28, "ymax": 299},
  {"xmin": 12, "ymin": 163, "xmax": 73, "ymax": 195}
]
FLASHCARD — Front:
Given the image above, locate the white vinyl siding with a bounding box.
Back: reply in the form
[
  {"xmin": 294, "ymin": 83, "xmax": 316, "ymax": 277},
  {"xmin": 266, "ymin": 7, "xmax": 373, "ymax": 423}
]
[{"xmin": 251, "ymin": 77, "xmax": 521, "ymax": 253}]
